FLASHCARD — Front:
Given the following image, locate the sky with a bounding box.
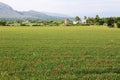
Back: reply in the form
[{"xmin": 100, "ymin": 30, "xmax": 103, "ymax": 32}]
[{"xmin": 0, "ymin": 0, "xmax": 120, "ymax": 17}]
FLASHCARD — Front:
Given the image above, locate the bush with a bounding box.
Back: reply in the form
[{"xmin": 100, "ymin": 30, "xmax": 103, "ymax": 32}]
[
  {"xmin": 107, "ymin": 18, "xmax": 114, "ymax": 27},
  {"xmin": 0, "ymin": 20, "xmax": 6, "ymax": 26},
  {"xmin": 20, "ymin": 23, "xmax": 29, "ymax": 26},
  {"xmin": 117, "ymin": 21, "xmax": 120, "ymax": 28}
]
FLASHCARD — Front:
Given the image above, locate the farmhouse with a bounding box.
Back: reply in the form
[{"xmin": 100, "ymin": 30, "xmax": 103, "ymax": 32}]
[
  {"xmin": 73, "ymin": 18, "xmax": 86, "ymax": 24},
  {"xmin": 64, "ymin": 18, "xmax": 70, "ymax": 25}
]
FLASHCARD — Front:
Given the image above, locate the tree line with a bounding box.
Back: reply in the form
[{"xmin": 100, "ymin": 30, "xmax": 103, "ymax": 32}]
[
  {"xmin": 0, "ymin": 15, "xmax": 120, "ymax": 28},
  {"xmin": 0, "ymin": 20, "xmax": 64, "ymax": 26}
]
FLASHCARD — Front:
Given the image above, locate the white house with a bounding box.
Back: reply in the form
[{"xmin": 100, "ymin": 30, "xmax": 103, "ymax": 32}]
[
  {"xmin": 73, "ymin": 18, "xmax": 86, "ymax": 24},
  {"xmin": 81, "ymin": 19, "xmax": 87, "ymax": 24},
  {"xmin": 73, "ymin": 21, "xmax": 79, "ymax": 24}
]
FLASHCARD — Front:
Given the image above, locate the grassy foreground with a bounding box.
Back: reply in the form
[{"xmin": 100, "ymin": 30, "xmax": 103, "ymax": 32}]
[{"xmin": 0, "ymin": 26, "xmax": 120, "ymax": 80}]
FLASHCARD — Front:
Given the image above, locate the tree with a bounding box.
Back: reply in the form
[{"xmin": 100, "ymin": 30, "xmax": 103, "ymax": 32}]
[
  {"xmin": 84, "ymin": 16, "xmax": 87, "ymax": 20},
  {"xmin": 98, "ymin": 19, "xmax": 104, "ymax": 25},
  {"xmin": 116, "ymin": 17, "xmax": 120, "ymax": 28},
  {"xmin": 75, "ymin": 16, "xmax": 80, "ymax": 21},
  {"xmin": 0, "ymin": 20, "xmax": 7, "ymax": 26},
  {"xmin": 117, "ymin": 21, "xmax": 120, "ymax": 28},
  {"xmin": 95, "ymin": 15, "xmax": 100, "ymax": 25},
  {"xmin": 107, "ymin": 18, "xmax": 114, "ymax": 27},
  {"xmin": 86, "ymin": 17, "xmax": 94, "ymax": 25},
  {"xmin": 95, "ymin": 15, "xmax": 100, "ymax": 20},
  {"xmin": 75, "ymin": 16, "xmax": 81, "ymax": 24}
]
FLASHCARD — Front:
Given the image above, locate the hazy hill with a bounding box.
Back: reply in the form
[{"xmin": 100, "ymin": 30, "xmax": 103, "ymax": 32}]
[{"xmin": 0, "ymin": 2, "xmax": 69, "ymax": 20}]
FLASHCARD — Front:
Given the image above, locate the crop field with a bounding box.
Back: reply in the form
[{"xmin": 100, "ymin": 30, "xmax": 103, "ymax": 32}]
[{"xmin": 0, "ymin": 26, "xmax": 120, "ymax": 80}]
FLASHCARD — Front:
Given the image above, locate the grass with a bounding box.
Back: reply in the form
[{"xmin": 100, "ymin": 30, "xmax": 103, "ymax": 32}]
[{"xmin": 0, "ymin": 26, "xmax": 120, "ymax": 80}]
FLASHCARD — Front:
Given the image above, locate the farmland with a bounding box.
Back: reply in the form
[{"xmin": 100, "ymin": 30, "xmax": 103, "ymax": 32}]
[{"xmin": 0, "ymin": 26, "xmax": 120, "ymax": 80}]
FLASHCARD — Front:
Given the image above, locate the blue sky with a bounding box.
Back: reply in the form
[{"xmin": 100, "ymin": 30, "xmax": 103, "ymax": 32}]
[{"xmin": 0, "ymin": 0, "xmax": 120, "ymax": 17}]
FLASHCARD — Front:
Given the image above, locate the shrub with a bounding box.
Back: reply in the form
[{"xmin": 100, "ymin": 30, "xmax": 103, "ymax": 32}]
[{"xmin": 117, "ymin": 21, "xmax": 120, "ymax": 28}]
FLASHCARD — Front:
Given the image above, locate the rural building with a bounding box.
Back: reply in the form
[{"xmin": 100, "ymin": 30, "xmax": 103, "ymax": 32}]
[
  {"xmin": 64, "ymin": 18, "xmax": 70, "ymax": 26},
  {"xmin": 73, "ymin": 19, "xmax": 86, "ymax": 24}
]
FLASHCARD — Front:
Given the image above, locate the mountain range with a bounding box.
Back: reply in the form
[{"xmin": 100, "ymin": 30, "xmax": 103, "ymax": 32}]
[{"xmin": 0, "ymin": 2, "xmax": 69, "ymax": 20}]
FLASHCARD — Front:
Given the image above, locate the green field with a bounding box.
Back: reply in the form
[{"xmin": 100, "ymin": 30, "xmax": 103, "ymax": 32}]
[{"xmin": 0, "ymin": 26, "xmax": 120, "ymax": 80}]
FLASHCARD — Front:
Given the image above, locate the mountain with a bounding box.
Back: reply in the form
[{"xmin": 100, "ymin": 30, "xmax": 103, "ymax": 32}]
[
  {"xmin": 0, "ymin": 2, "xmax": 69, "ymax": 20},
  {"xmin": 44, "ymin": 12, "xmax": 69, "ymax": 18},
  {"xmin": 0, "ymin": 2, "xmax": 24, "ymax": 18},
  {"xmin": 21, "ymin": 10, "xmax": 59, "ymax": 20}
]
